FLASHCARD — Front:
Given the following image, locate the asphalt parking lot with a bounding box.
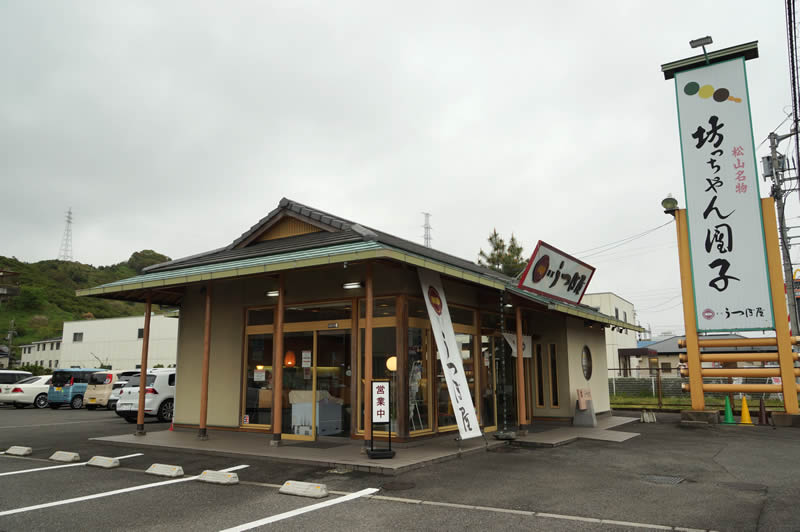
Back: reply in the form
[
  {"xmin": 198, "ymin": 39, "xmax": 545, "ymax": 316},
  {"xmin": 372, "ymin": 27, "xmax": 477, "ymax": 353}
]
[{"xmin": 2, "ymin": 405, "xmax": 800, "ymax": 531}]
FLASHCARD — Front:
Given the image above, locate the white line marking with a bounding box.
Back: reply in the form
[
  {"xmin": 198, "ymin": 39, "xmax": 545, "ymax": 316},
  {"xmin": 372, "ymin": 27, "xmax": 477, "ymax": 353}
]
[
  {"xmin": 0, "ymin": 419, "xmax": 115, "ymax": 430},
  {"xmin": 219, "ymin": 487, "xmax": 378, "ymax": 531},
  {"xmin": 0, "ymin": 453, "xmax": 143, "ymax": 477},
  {"xmin": 0, "ymin": 464, "xmax": 247, "ymax": 516}
]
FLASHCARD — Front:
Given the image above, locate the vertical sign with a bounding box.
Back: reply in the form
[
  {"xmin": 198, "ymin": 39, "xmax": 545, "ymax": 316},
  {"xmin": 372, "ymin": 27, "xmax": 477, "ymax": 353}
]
[
  {"xmin": 372, "ymin": 381, "xmax": 390, "ymax": 423},
  {"xmin": 418, "ymin": 268, "xmax": 481, "ymax": 440},
  {"xmin": 675, "ymin": 58, "xmax": 773, "ymax": 331}
]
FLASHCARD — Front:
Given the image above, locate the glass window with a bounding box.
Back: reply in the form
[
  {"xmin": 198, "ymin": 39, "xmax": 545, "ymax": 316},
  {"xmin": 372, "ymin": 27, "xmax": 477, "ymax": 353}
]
[
  {"xmin": 581, "ymin": 346, "xmax": 592, "ymax": 380},
  {"xmin": 359, "ymin": 327, "xmax": 397, "ymax": 432},
  {"xmin": 247, "ymin": 308, "xmax": 274, "ymax": 326},
  {"xmin": 316, "ymin": 330, "xmax": 352, "ymax": 436},
  {"xmin": 435, "ymin": 333, "xmax": 474, "ymax": 428},
  {"xmin": 359, "ymin": 298, "xmax": 396, "ymax": 318},
  {"xmin": 661, "ymin": 362, "xmax": 672, "ymax": 374},
  {"xmin": 408, "ymin": 327, "xmax": 430, "ymax": 432},
  {"xmin": 56, "ymin": 342, "xmax": 60, "ymax": 350},
  {"xmin": 286, "ymin": 303, "xmax": 350, "ymax": 323},
  {"xmin": 168, "ymin": 373, "xmax": 176, "ymax": 386},
  {"xmin": 409, "ymin": 298, "xmax": 428, "ymax": 319},
  {"xmin": 73, "ymin": 332, "xmax": 83, "ymax": 343},
  {"xmin": 137, "ymin": 328, "xmax": 144, "ymax": 339},
  {"xmin": 549, "ymin": 344, "xmax": 559, "ymax": 407},
  {"xmin": 282, "ymin": 332, "xmax": 314, "ymax": 435},
  {"xmin": 244, "ymin": 334, "xmax": 274, "ymax": 426},
  {"xmin": 449, "ymin": 306, "xmax": 474, "ymax": 326},
  {"xmin": 480, "ymin": 336, "xmax": 497, "ymax": 427}
]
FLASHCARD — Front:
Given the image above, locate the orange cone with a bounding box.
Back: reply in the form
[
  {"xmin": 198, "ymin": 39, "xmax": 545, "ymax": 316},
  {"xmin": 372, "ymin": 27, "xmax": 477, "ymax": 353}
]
[{"xmin": 740, "ymin": 396, "xmax": 753, "ymax": 425}]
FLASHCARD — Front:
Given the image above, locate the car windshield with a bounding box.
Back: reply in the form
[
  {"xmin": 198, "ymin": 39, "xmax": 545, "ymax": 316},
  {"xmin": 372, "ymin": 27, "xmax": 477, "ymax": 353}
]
[
  {"xmin": 88, "ymin": 373, "xmax": 111, "ymax": 385},
  {"xmin": 51, "ymin": 372, "xmax": 73, "ymax": 387},
  {"xmin": 15, "ymin": 376, "xmax": 40, "ymax": 385}
]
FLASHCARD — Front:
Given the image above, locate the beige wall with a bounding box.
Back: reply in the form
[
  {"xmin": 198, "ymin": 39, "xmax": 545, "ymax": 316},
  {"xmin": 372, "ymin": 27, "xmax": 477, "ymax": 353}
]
[{"xmin": 565, "ymin": 317, "xmax": 611, "ymax": 414}]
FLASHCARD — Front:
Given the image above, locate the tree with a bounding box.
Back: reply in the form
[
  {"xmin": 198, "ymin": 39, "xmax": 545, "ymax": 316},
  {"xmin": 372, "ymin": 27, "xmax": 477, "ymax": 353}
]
[
  {"xmin": 128, "ymin": 250, "xmax": 171, "ymax": 274},
  {"xmin": 478, "ymin": 230, "xmax": 527, "ymax": 278}
]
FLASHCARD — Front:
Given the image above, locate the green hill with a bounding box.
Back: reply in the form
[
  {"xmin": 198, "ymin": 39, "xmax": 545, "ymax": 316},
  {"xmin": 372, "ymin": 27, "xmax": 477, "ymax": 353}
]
[{"xmin": 0, "ymin": 250, "xmax": 170, "ymax": 361}]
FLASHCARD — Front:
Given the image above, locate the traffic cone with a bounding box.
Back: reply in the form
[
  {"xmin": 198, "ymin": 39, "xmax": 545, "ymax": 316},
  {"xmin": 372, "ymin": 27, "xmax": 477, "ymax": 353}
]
[
  {"xmin": 740, "ymin": 396, "xmax": 753, "ymax": 425},
  {"xmin": 758, "ymin": 398, "xmax": 768, "ymax": 425},
  {"xmin": 722, "ymin": 396, "xmax": 736, "ymax": 424}
]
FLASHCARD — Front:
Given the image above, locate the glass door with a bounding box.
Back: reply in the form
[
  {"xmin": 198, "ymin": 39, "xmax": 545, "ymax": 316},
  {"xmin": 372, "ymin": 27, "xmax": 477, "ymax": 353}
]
[
  {"xmin": 243, "ymin": 334, "xmax": 273, "ymax": 427},
  {"xmin": 282, "ymin": 331, "xmax": 315, "ymax": 440},
  {"xmin": 315, "ymin": 330, "xmax": 352, "ymax": 437},
  {"xmin": 480, "ymin": 335, "xmax": 497, "ymax": 430}
]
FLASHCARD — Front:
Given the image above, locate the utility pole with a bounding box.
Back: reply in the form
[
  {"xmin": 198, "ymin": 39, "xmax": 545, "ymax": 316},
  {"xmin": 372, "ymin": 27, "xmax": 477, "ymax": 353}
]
[{"xmin": 768, "ymin": 131, "xmax": 800, "ymax": 335}]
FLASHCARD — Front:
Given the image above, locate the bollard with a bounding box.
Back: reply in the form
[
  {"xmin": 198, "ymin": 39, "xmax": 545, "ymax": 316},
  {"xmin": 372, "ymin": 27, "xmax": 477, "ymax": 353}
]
[
  {"xmin": 758, "ymin": 397, "xmax": 768, "ymax": 425},
  {"xmin": 722, "ymin": 396, "xmax": 736, "ymax": 424}
]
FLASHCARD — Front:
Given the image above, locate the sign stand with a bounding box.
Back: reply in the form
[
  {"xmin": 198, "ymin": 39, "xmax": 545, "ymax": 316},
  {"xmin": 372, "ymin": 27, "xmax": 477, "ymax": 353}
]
[{"xmin": 367, "ymin": 379, "xmax": 395, "ymax": 459}]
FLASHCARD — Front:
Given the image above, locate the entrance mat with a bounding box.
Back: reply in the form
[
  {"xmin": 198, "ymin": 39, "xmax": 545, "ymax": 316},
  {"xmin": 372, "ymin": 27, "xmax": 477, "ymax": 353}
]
[{"xmin": 289, "ymin": 440, "xmax": 350, "ymax": 449}]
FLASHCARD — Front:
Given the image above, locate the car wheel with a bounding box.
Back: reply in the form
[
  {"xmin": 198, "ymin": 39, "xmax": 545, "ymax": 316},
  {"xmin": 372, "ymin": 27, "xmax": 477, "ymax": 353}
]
[
  {"xmin": 14, "ymin": 403, "xmax": 26, "ymax": 409},
  {"xmin": 49, "ymin": 404, "xmax": 61, "ymax": 409},
  {"xmin": 34, "ymin": 394, "xmax": 48, "ymax": 409},
  {"xmin": 124, "ymin": 416, "xmax": 137, "ymax": 424},
  {"xmin": 107, "ymin": 401, "xmax": 115, "ymax": 410},
  {"xmin": 70, "ymin": 396, "xmax": 83, "ymax": 409},
  {"xmin": 157, "ymin": 399, "xmax": 174, "ymax": 422},
  {"xmin": 86, "ymin": 405, "xmax": 97, "ymax": 411}
]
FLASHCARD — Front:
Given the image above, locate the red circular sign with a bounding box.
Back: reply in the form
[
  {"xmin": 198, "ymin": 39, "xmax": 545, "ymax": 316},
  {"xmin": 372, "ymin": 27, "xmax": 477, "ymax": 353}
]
[
  {"xmin": 428, "ymin": 286, "xmax": 443, "ymax": 315},
  {"xmin": 531, "ymin": 255, "xmax": 550, "ymax": 284},
  {"xmin": 702, "ymin": 308, "xmax": 715, "ymax": 320}
]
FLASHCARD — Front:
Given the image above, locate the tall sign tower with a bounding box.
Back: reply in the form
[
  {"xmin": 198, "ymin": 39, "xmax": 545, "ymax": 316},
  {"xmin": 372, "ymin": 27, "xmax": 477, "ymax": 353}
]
[{"xmin": 57, "ymin": 208, "xmax": 74, "ymax": 262}]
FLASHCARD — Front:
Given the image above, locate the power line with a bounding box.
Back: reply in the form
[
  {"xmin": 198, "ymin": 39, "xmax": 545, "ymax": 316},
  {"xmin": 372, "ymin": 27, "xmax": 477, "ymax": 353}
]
[{"xmin": 576, "ymin": 220, "xmax": 674, "ymax": 259}]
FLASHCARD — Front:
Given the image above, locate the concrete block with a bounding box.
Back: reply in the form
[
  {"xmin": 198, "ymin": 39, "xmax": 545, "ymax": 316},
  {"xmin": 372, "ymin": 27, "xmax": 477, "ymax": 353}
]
[
  {"xmin": 87, "ymin": 456, "xmax": 120, "ymax": 469},
  {"xmin": 771, "ymin": 412, "xmax": 800, "ymax": 427},
  {"xmin": 279, "ymin": 480, "xmax": 329, "ymax": 499},
  {"xmin": 49, "ymin": 451, "xmax": 80, "ymax": 462},
  {"xmin": 198, "ymin": 470, "xmax": 239, "ymax": 485},
  {"xmin": 680, "ymin": 410, "xmax": 720, "ymax": 425},
  {"xmin": 146, "ymin": 463, "xmax": 184, "ymax": 478},
  {"xmin": 5, "ymin": 446, "xmax": 32, "ymax": 456}
]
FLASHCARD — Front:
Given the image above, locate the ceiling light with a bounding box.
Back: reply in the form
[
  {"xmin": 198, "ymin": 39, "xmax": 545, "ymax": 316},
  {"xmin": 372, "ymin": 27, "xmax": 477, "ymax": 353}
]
[
  {"xmin": 266, "ymin": 290, "xmax": 279, "ymax": 297},
  {"xmin": 343, "ymin": 282, "xmax": 362, "ymax": 290}
]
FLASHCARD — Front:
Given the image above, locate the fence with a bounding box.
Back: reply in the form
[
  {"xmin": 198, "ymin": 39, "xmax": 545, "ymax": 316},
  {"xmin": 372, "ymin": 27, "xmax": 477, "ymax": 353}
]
[{"xmin": 608, "ymin": 367, "xmax": 786, "ymax": 411}]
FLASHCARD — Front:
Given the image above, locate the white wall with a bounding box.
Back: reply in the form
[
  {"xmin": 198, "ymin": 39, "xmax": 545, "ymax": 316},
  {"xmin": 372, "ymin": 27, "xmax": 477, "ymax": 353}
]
[
  {"xmin": 565, "ymin": 317, "xmax": 611, "ymax": 414},
  {"xmin": 61, "ymin": 315, "xmax": 178, "ymax": 370},
  {"xmin": 20, "ymin": 340, "xmax": 61, "ymax": 369},
  {"xmin": 582, "ymin": 293, "xmax": 638, "ymax": 374}
]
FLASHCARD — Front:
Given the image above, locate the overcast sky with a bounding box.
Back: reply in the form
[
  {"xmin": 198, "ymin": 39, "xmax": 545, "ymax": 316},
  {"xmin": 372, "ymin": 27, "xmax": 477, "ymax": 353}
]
[{"xmin": 2, "ymin": 1, "xmax": 798, "ymax": 337}]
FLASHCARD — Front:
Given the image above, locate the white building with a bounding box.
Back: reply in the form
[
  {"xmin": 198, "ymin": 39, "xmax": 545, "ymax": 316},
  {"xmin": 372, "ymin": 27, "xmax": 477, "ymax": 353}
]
[
  {"xmin": 19, "ymin": 338, "xmax": 62, "ymax": 369},
  {"xmin": 582, "ymin": 292, "xmax": 638, "ymax": 375},
  {"xmin": 60, "ymin": 315, "xmax": 178, "ymax": 370}
]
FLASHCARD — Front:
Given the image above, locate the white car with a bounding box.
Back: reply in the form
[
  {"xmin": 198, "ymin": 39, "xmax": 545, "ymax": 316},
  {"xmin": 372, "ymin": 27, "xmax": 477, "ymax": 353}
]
[
  {"xmin": 115, "ymin": 369, "xmax": 175, "ymax": 422},
  {"xmin": 0, "ymin": 375, "xmax": 53, "ymax": 409}
]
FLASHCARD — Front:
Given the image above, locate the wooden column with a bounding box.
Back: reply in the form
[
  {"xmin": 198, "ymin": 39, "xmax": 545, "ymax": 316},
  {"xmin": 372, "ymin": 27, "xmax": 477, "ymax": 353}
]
[
  {"xmin": 135, "ymin": 293, "xmax": 152, "ymax": 436},
  {"xmin": 473, "ymin": 311, "xmax": 482, "ymax": 424},
  {"xmin": 198, "ymin": 283, "xmax": 212, "ymax": 439},
  {"xmin": 676, "ymin": 209, "xmax": 705, "ymax": 411},
  {"xmin": 762, "ymin": 198, "xmax": 800, "ymax": 414},
  {"xmin": 515, "ymin": 305, "xmax": 526, "ymax": 428},
  {"xmin": 363, "ymin": 263, "xmax": 374, "ymax": 443},
  {"xmin": 349, "ymin": 296, "xmax": 358, "ymax": 437},
  {"xmin": 396, "ymin": 294, "xmax": 409, "ymax": 438},
  {"xmin": 272, "ymin": 275, "xmax": 286, "ymax": 438}
]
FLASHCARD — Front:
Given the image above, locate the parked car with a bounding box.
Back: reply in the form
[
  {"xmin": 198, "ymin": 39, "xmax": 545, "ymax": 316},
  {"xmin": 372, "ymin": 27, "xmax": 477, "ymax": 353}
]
[
  {"xmin": 115, "ymin": 369, "xmax": 175, "ymax": 422},
  {"xmin": 47, "ymin": 368, "xmax": 105, "ymax": 409},
  {"xmin": 85, "ymin": 370, "xmax": 139, "ymax": 410},
  {"xmin": 108, "ymin": 380, "xmax": 132, "ymax": 412},
  {"xmin": 0, "ymin": 370, "xmax": 32, "ymax": 385},
  {"xmin": 0, "ymin": 375, "xmax": 52, "ymax": 408}
]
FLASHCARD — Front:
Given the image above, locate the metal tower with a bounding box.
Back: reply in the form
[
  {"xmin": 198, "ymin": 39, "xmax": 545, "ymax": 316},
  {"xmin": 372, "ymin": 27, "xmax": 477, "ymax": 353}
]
[
  {"xmin": 422, "ymin": 212, "xmax": 432, "ymax": 248},
  {"xmin": 57, "ymin": 208, "xmax": 74, "ymax": 261}
]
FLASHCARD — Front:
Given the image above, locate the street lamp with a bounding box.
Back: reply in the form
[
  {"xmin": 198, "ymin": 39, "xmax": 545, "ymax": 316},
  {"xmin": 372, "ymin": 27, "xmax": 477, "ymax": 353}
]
[{"xmin": 661, "ymin": 194, "xmax": 679, "ymax": 216}]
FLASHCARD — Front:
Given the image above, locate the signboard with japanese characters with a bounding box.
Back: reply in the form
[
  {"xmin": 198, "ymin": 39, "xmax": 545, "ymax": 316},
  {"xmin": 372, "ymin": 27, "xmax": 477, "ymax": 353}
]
[
  {"xmin": 675, "ymin": 58, "xmax": 773, "ymax": 331},
  {"xmin": 372, "ymin": 381, "xmax": 390, "ymax": 424},
  {"xmin": 418, "ymin": 269, "xmax": 481, "ymax": 440},
  {"xmin": 517, "ymin": 241, "xmax": 595, "ymax": 305}
]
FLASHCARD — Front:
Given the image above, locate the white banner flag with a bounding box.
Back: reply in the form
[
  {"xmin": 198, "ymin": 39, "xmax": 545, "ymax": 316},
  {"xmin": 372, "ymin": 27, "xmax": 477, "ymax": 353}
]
[
  {"xmin": 418, "ymin": 269, "xmax": 481, "ymax": 440},
  {"xmin": 502, "ymin": 333, "xmax": 532, "ymax": 358}
]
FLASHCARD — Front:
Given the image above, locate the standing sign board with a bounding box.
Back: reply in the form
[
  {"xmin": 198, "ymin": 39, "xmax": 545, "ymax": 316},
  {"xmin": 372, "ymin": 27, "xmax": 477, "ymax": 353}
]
[
  {"xmin": 517, "ymin": 241, "xmax": 595, "ymax": 305},
  {"xmin": 674, "ymin": 58, "xmax": 773, "ymax": 331},
  {"xmin": 372, "ymin": 381, "xmax": 390, "ymax": 423},
  {"xmin": 418, "ymin": 269, "xmax": 481, "ymax": 440}
]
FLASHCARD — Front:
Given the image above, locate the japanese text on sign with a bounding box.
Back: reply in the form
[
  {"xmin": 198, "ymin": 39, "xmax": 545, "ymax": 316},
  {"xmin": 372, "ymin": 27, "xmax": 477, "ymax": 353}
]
[
  {"xmin": 372, "ymin": 381, "xmax": 390, "ymax": 424},
  {"xmin": 517, "ymin": 241, "xmax": 595, "ymax": 305}
]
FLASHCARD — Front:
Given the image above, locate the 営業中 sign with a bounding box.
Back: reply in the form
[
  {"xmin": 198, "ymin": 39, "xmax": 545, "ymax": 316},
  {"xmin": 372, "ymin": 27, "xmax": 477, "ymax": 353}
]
[
  {"xmin": 674, "ymin": 58, "xmax": 773, "ymax": 331},
  {"xmin": 517, "ymin": 241, "xmax": 595, "ymax": 305},
  {"xmin": 372, "ymin": 381, "xmax": 390, "ymax": 424}
]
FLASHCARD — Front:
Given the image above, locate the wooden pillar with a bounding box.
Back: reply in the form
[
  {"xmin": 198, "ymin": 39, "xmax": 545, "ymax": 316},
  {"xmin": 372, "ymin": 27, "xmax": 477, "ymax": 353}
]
[
  {"xmin": 363, "ymin": 263, "xmax": 374, "ymax": 443},
  {"xmin": 761, "ymin": 198, "xmax": 800, "ymax": 414},
  {"xmin": 272, "ymin": 275, "xmax": 286, "ymax": 438},
  {"xmin": 515, "ymin": 305, "xmax": 526, "ymax": 428},
  {"xmin": 349, "ymin": 296, "xmax": 358, "ymax": 437},
  {"xmin": 396, "ymin": 294, "xmax": 408, "ymax": 438},
  {"xmin": 474, "ymin": 311, "xmax": 482, "ymax": 424},
  {"xmin": 198, "ymin": 283, "xmax": 212, "ymax": 439},
  {"xmin": 676, "ymin": 210, "xmax": 705, "ymax": 411},
  {"xmin": 135, "ymin": 293, "xmax": 152, "ymax": 436}
]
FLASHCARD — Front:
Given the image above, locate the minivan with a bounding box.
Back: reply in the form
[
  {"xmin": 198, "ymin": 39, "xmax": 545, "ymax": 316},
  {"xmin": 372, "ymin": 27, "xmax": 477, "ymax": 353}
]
[{"xmin": 47, "ymin": 368, "xmax": 105, "ymax": 409}]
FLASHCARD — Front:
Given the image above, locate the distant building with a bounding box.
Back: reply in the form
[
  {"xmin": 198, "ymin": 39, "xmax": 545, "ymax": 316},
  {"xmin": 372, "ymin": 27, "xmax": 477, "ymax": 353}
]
[
  {"xmin": 19, "ymin": 338, "xmax": 61, "ymax": 369},
  {"xmin": 60, "ymin": 315, "xmax": 178, "ymax": 370},
  {"xmin": 0, "ymin": 345, "xmax": 9, "ymax": 369},
  {"xmin": 582, "ymin": 292, "xmax": 638, "ymax": 376}
]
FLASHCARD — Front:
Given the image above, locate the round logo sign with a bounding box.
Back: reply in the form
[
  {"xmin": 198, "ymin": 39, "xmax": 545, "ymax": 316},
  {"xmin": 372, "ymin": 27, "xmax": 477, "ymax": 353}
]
[
  {"xmin": 702, "ymin": 308, "xmax": 715, "ymax": 320},
  {"xmin": 427, "ymin": 286, "xmax": 443, "ymax": 315},
  {"xmin": 531, "ymin": 255, "xmax": 550, "ymax": 284}
]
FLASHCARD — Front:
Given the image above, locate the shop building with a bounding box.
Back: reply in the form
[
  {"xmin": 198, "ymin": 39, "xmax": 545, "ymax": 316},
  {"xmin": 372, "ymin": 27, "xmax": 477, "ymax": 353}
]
[{"xmin": 79, "ymin": 198, "xmax": 640, "ymax": 442}]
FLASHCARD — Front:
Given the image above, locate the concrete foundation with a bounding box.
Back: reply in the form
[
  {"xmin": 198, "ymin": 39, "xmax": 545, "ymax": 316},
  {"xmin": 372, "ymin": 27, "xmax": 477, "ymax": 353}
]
[
  {"xmin": 771, "ymin": 412, "xmax": 800, "ymax": 427},
  {"xmin": 680, "ymin": 410, "xmax": 720, "ymax": 425}
]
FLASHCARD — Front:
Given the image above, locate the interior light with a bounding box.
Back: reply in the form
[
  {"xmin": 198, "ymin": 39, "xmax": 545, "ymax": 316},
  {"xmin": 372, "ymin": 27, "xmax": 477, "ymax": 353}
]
[
  {"xmin": 256, "ymin": 365, "xmax": 265, "ymax": 370},
  {"xmin": 386, "ymin": 356, "xmax": 397, "ymax": 372},
  {"xmin": 343, "ymin": 282, "xmax": 362, "ymax": 290},
  {"xmin": 266, "ymin": 290, "xmax": 279, "ymax": 297},
  {"xmin": 284, "ymin": 351, "xmax": 296, "ymax": 367}
]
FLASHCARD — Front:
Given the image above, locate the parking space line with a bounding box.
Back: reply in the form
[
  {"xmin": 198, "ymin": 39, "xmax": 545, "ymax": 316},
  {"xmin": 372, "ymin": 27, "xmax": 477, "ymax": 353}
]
[
  {"xmin": 0, "ymin": 464, "xmax": 248, "ymax": 517},
  {"xmin": 0, "ymin": 419, "xmax": 118, "ymax": 430},
  {"xmin": 219, "ymin": 487, "xmax": 379, "ymax": 531},
  {"xmin": 0, "ymin": 453, "xmax": 144, "ymax": 477}
]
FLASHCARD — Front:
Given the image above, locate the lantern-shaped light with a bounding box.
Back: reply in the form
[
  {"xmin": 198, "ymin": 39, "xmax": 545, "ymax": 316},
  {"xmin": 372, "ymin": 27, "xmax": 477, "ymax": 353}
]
[{"xmin": 284, "ymin": 350, "xmax": 296, "ymax": 367}]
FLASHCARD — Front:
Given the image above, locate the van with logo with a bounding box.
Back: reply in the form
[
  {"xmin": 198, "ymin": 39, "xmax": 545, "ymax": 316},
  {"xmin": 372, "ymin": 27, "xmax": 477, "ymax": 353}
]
[{"xmin": 47, "ymin": 368, "xmax": 104, "ymax": 409}]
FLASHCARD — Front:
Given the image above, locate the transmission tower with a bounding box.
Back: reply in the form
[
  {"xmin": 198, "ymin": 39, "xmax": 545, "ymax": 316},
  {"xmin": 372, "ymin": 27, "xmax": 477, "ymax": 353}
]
[
  {"xmin": 422, "ymin": 212, "xmax": 433, "ymax": 248},
  {"xmin": 57, "ymin": 208, "xmax": 74, "ymax": 261}
]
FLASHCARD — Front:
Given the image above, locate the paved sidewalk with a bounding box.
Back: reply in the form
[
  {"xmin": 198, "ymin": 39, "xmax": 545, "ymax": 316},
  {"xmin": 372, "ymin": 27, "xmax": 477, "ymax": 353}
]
[
  {"xmin": 515, "ymin": 415, "xmax": 640, "ymax": 447},
  {"xmin": 92, "ymin": 428, "xmax": 504, "ymax": 475}
]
